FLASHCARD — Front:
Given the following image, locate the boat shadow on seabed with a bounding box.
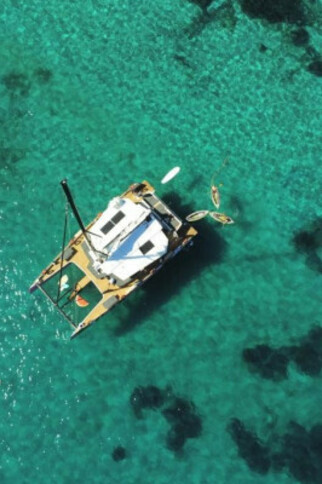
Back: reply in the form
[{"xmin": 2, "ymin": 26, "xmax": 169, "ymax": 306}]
[{"xmin": 113, "ymin": 192, "xmax": 228, "ymax": 336}]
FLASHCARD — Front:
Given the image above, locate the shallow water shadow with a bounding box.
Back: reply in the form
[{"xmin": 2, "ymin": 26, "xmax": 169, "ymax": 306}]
[
  {"xmin": 114, "ymin": 193, "xmax": 227, "ymax": 336},
  {"xmin": 239, "ymin": 0, "xmax": 306, "ymax": 25},
  {"xmin": 290, "ymin": 326, "xmax": 322, "ymax": 376},
  {"xmin": 243, "ymin": 345, "xmax": 290, "ymax": 381},
  {"xmin": 129, "ymin": 384, "xmax": 202, "ymax": 454},
  {"xmin": 228, "ymin": 417, "xmax": 322, "ymax": 483},
  {"xmin": 228, "ymin": 418, "xmax": 271, "ymax": 474},
  {"xmin": 2, "ymin": 71, "xmax": 31, "ymax": 97},
  {"xmin": 292, "ymin": 218, "xmax": 322, "ymax": 274},
  {"xmin": 243, "ymin": 325, "xmax": 322, "ymax": 380}
]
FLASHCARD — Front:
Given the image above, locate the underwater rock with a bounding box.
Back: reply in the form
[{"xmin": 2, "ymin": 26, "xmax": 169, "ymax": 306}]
[
  {"xmin": 162, "ymin": 398, "xmax": 202, "ymax": 438},
  {"xmin": 162, "ymin": 397, "xmax": 202, "ymax": 451},
  {"xmin": 244, "ymin": 326, "xmax": 322, "ymax": 380},
  {"xmin": 307, "ymin": 60, "xmax": 322, "ymax": 77},
  {"xmin": 310, "ymin": 424, "xmax": 322, "ymax": 457},
  {"xmin": 291, "ymin": 28, "xmax": 310, "ymax": 47},
  {"xmin": 282, "ymin": 422, "xmax": 318, "ymax": 483},
  {"xmin": 112, "ymin": 446, "xmax": 126, "ymax": 462},
  {"xmin": 187, "ymin": 0, "xmax": 214, "ymax": 13},
  {"xmin": 162, "ymin": 397, "xmax": 193, "ymax": 424},
  {"xmin": 283, "ymin": 421, "xmax": 310, "ymax": 454},
  {"xmin": 293, "ymin": 230, "xmax": 319, "ymax": 252},
  {"xmin": 306, "ymin": 252, "xmax": 322, "ymax": 273},
  {"xmin": 0, "ymin": 147, "xmax": 25, "ymax": 166},
  {"xmin": 293, "ymin": 343, "xmax": 322, "ymax": 376},
  {"xmin": 130, "ymin": 385, "xmax": 165, "ymax": 418},
  {"xmin": 239, "ymin": 0, "xmax": 305, "ymax": 24},
  {"xmin": 166, "ymin": 425, "xmax": 186, "ymax": 452},
  {"xmin": 270, "ymin": 451, "xmax": 287, "ymax": 471},
  {"xmin": 306, "ymin": 327, "xmax": 322, "ymax": 359},
  {"xmin": 2, "ymin": 71, "xmax": 31, "ymax": 96},
  {"xmin": 173, "ymin": 54, "xmax": 192, "ymax": 68},
  {"xmin": 288, "ymin": 452, "xmax": 318, "ymax": 483},
  {"xmin": 293, "ymin": 220, "xmax": 322, "ymax": 273},
  {"xmin": 306, "ymin": 45, "xmax": 319, "ymax": 59},
  {"xmin": 129, "ymin": 386, "xmax": 202, "ymax": 453},
  {"xmin": 34, "ymin": 67, "xmax": 53, "ymax": 84},
  {"xmin": 289, "ymin": 326, "xmax": 322, "ymax": 376},
  {"xmin": 228, "ymin": 418, "xmax": 271, "ymax": 474},
  {"xmin": 243, "ymin": 345, "xmax": 289, "ymax": 380},
  {"xmin": 308, "ymin": 326, "xmax": 322, "ymax": 347},
  {"xmin": 229, "ymin": 417, "xmax": 322, "ymax": 482},
  {"xmin": 259, "ymin": 44, "xmax": 268, "ymax": 53}
]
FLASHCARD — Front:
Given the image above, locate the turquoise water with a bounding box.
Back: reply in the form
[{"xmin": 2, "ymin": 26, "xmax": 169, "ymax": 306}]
[{"xmin": 1, "ymin": 1, "xmax": 322, "ymax": 483}]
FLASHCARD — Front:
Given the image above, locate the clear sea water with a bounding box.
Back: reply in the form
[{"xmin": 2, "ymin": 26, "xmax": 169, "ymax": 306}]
[{"xmin": 1, "ymin": 1, "xmax": 322, "ymax": 483}]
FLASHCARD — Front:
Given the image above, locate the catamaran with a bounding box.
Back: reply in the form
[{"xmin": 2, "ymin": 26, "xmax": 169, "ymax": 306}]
[{"xmin": 29, "ymin": 180, "xmax": 197, "ymax": 338}]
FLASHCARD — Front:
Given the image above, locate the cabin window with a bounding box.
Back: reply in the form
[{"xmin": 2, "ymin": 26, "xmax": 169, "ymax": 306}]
[
  {"xmin": 112, "ymin": 211, "xmax": 125, "ymax": 224},
  {"xmin": 140, "ymin": 240, "xmax": 154, "ymax": 254},
  {"xmin": 101, "ymin": 211, "xmax": 125, "ymax": 234},
  {"xmin": 101, "ymin": 221, "xmax": 114, "ymax": 235}
]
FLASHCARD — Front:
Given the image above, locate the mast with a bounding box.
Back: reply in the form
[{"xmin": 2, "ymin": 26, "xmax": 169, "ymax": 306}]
[{"xmin": 60, "ymin": 179, "xmax": 93, "ymax": 249}]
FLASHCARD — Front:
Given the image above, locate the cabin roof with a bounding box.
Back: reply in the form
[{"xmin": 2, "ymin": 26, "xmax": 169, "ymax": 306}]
[
  {"xmin": 97, "ymin": 216, "xmax": 168, "ymax": 281},
  {"xmin": 89, "ymin": 197, "xmax": 151, "ymax": 253}
]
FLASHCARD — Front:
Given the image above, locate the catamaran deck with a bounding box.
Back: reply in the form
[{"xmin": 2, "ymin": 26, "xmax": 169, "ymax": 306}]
[{"xmin": 30, "ymin": 180, "xmax": 197, "ymax": 338}]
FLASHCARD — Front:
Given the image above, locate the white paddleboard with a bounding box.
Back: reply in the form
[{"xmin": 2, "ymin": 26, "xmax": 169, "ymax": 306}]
[{"xmin": 161, "ymin": 166, "xmax": 181, "ymax": 184}]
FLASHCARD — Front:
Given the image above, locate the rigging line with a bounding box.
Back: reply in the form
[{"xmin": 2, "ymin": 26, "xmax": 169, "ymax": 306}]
[
  {"xmin": 210, "ymin": 156, "xmax": 229, "ymax": 188},
  {"xmin": 60, "ymin": 297, "xmax": 76, "ymax": 311},
  {"xmin": 57, "ymin": 285, "xmax": 74, "ymax": 303},
  {"xmin": 56, "ymin": 202, "xmax": 69, "ymax": 303},
  {"xmin": 38, "ymin": 285, "xmax": 76, "ymax": 328},
  {"xmin": 86, "ymin": 230, "xmax": 103, "ymax": 239}
]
